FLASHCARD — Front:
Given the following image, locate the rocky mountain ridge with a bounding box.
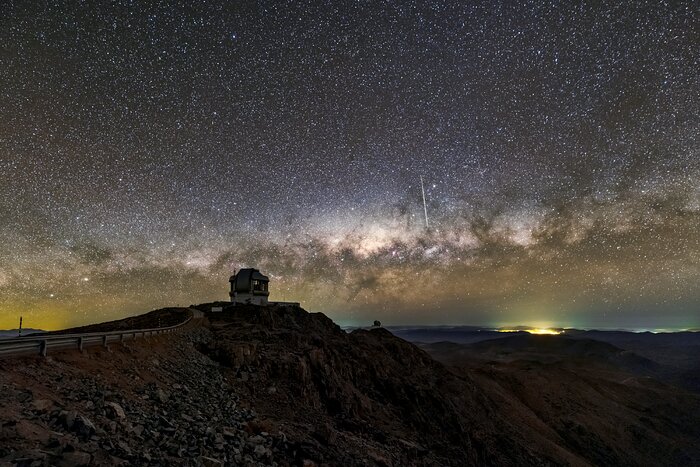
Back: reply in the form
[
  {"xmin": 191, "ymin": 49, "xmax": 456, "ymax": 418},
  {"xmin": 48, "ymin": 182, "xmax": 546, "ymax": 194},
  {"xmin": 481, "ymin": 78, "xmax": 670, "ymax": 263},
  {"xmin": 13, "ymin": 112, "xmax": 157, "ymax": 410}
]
[{"xmin": 1, "ymin": 304, "xmax": 699, "ymax": 466}]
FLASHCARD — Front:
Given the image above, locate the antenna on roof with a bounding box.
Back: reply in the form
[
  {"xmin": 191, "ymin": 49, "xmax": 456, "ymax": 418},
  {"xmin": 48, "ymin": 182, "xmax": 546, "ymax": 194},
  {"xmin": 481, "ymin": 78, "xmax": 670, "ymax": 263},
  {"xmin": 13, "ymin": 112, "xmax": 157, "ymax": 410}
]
[{"xmin": 420, "ymin": 175, "xmax": 429, "ymax": 229}]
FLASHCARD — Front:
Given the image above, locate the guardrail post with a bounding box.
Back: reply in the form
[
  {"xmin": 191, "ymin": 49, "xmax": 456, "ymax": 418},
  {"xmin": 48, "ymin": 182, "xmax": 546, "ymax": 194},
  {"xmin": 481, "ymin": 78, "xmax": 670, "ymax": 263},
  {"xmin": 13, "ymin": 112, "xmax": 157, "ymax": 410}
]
[
  {"xmin": 78, "ymin": 337, "xmax": 84, "ymax": 351},
  {"xmin": 40, "ymin": 340, "xmax": 47, "ymax": 357},
  {"xmin": 120, "ymin": 333, "xmax": 125, "ymax": 344},
  {"xmin": 102, "ymin": 335, "xmax": 108, "ymax": 348}
]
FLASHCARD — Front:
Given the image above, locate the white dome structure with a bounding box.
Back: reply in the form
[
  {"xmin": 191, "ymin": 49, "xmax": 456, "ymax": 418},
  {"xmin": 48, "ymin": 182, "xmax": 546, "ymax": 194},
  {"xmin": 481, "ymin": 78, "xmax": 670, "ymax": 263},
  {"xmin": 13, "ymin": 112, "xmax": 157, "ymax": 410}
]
[{"xmin": 229, "ymin": 268, "xmax": 270, "ymax": 305}]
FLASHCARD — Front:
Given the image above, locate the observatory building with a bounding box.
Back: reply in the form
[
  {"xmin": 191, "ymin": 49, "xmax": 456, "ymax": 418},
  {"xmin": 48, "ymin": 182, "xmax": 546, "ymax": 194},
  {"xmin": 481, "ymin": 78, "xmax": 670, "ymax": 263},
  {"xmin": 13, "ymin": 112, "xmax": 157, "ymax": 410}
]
[{"xmin": 229, "ymin": 268, "xmax": 270, "ymax": 305}]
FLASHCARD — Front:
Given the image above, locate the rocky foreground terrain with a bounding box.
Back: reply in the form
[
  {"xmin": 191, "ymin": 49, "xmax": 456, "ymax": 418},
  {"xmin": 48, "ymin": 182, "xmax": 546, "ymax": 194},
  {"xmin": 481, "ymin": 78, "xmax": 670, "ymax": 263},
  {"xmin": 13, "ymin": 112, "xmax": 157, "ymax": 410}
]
[{"xmin": 1, "ymin": 304, "xmax": 699, "ymax": 466}]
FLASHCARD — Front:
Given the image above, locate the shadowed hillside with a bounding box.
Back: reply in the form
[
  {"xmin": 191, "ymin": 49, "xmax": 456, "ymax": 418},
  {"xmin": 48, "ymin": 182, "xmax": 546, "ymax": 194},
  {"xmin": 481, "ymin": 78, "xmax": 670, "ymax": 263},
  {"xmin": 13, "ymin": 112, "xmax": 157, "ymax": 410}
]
[{"xmin": 195, "ymin": 304, "xmax": 700, "ymax": 466}]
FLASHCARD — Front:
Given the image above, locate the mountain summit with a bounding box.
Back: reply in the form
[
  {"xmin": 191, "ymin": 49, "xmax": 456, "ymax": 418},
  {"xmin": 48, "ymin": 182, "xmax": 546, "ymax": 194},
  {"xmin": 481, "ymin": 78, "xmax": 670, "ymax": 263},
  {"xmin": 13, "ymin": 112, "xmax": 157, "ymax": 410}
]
[{"xmin": 1, "ymin": 304, "xmax": 699, "ymax": 465}]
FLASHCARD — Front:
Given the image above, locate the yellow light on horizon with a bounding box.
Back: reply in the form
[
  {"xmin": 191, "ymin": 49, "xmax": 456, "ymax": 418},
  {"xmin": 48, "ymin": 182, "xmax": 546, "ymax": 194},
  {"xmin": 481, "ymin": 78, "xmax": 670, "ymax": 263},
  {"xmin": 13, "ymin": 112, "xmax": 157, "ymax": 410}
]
[
  {"xmin": 527, "ymin": 328, "xmax": 562, "ymax": 335},
  {"xmin": 497, "ymin": 328, "xmax": 563, "ymax": 335}
]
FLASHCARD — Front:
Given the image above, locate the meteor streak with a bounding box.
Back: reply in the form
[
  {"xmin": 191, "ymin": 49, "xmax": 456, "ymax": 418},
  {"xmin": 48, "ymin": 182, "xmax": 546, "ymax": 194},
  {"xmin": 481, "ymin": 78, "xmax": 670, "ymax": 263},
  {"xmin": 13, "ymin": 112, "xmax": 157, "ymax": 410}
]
[{"xmin": 420, "ymin": 175, "xmax": 429, "ymax": 228}]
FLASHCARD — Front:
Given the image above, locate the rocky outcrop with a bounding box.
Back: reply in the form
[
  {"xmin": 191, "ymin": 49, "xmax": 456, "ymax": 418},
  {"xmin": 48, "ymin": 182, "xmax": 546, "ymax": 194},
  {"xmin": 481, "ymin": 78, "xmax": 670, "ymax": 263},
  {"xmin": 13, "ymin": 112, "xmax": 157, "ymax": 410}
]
[
  {"xmin": 0, "ymin": 327, "xmax": 284, "ymax": 466},
  {"xmin": 198, "ymin": 304, "xmax": 700, "ymax": 466},
  {"xmin": 196, "ymin": 306, "xmax": 566, "ymax": 465}
]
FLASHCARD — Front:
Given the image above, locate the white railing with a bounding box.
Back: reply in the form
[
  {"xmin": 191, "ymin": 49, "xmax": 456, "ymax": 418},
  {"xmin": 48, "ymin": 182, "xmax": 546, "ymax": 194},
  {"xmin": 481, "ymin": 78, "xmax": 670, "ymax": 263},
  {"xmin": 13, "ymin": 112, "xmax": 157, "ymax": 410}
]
[{"xmin": 0, "ymin": 315, "xmax": 192, "ymax": 359}]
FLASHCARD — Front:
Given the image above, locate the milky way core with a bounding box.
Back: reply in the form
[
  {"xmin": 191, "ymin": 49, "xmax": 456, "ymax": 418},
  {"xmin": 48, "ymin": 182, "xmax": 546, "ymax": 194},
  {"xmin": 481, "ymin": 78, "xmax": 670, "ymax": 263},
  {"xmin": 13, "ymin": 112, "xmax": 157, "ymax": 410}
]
[{"xmin": 1, "ymin": 2, "xmax": 698, "ymax": 330}]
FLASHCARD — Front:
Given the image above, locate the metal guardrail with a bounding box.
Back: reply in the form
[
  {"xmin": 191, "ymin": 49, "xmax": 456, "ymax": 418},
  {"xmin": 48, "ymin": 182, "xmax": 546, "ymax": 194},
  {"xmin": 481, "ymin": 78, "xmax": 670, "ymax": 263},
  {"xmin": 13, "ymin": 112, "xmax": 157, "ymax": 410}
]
[{"xmin": 0, "ymin": 315, "xmax": 193, "ymax": 359}]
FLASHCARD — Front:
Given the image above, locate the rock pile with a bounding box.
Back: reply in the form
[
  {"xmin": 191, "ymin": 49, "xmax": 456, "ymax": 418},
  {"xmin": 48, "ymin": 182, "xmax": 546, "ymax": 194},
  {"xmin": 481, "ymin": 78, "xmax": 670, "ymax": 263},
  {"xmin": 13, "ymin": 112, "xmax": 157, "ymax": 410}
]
[{"xmin": 0, "ymin": 327, "xmax": 288, "ymax": 466}]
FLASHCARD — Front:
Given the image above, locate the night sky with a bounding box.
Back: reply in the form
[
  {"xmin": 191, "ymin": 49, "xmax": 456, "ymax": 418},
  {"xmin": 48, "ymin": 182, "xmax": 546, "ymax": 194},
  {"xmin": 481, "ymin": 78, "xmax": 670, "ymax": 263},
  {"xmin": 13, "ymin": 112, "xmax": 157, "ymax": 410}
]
[{"xmin": 1, "ymin": 1, "xmax": 698, "ymax": 331}]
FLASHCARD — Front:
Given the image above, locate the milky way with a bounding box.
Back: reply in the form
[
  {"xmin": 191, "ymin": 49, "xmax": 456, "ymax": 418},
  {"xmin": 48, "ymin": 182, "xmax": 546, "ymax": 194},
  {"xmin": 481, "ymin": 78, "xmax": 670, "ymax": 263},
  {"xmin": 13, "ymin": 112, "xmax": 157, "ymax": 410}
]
[{"xmin": 1, "ymin": 1, "xmax": 698, "ymax": 330}]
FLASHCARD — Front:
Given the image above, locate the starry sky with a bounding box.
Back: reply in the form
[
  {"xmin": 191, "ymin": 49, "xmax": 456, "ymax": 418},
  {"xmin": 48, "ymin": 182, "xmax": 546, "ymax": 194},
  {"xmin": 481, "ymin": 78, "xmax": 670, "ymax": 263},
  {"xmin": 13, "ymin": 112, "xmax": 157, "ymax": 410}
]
[{"xmin": 1, "ymin": 1, "xmax": 698, "ymax": 331}]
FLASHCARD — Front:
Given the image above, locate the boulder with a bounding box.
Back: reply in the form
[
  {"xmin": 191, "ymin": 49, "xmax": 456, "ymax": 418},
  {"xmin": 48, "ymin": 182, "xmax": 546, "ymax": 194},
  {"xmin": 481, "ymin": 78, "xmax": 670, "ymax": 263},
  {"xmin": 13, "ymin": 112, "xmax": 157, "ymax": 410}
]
[
  {"xmin": 59, "ymin": 451, "xmax": 91, "ymax": 466},
  {"xmin": 253, "ymin": 444, "xmax": 271, "ymax": 459},
  {"xmin": 105, "ymin": 402, "xmax": 126, "ymax": 420},
  {"xmin": 200, "ymin": 456, "xmax": 223, "ymax": 466},
  {"xmin": 58, "ymin": 411, "xmax": 77, "ymax": 430},
  {"xmin": 154, "ymin": 389, "xmax": 169, "ymax": 403},
  {"xmin": 16, "ymin": 390, "xmax": 33, "ymax": 403},
  {"xmin": 31, "ymin": 399, "xmax": 54, "ymax": 413},
  {"xmin": 74, "ymin": 415, "xmax": 96, "ymax": 439}
]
